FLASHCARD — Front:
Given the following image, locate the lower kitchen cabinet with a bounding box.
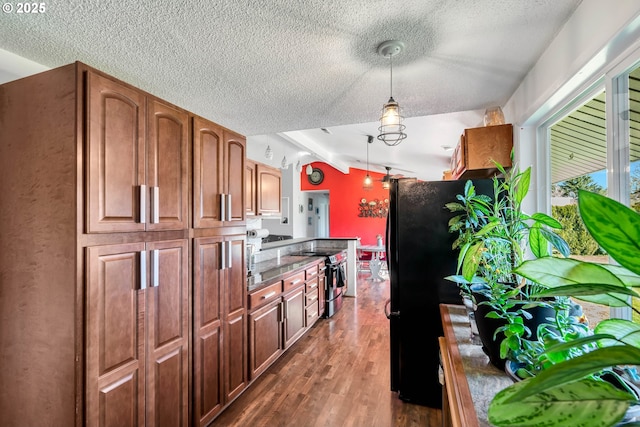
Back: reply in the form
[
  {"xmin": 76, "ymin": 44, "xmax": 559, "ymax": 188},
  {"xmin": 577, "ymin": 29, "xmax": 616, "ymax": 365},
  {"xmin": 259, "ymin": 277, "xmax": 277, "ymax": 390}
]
[
  {"xmin": 193, "ymin": 233, "xmax": 247, "ymax": 427},
  {"xmin": 249, "ymin": 296, "xmax": 284, "ymax": 379},
  {"xmin": 283, "ymin": 285, "xmax": 306, "ymax": 348},
  {"xmin": 86, "ymin": 239, "xmax": 189, "ymax": 427}
]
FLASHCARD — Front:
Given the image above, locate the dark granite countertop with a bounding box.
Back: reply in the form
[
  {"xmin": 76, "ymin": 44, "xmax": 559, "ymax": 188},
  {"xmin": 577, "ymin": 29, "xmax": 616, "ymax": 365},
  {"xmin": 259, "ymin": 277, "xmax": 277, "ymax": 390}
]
[{"xmin": 247, "ymin": 254, "xmax": 326, "ymax": 292}]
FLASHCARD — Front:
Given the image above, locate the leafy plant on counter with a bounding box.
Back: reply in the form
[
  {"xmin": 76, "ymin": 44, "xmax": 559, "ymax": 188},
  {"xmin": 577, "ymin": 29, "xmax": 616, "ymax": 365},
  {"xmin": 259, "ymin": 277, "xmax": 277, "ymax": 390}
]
[
  {"xmin": 446, "ymin": 163, "xmax": 570, "ymax": 366},
  {"xmin": 488, "ymin": 191, "xmax": 640, "ymax": 427}
]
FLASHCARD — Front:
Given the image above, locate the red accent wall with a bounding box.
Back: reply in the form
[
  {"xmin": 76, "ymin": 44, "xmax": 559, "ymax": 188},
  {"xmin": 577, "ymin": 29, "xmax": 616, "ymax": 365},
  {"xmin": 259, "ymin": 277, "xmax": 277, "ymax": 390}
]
[{"xmin": 300, "ymin": 162, "xmax": 389, "ymax": 246}]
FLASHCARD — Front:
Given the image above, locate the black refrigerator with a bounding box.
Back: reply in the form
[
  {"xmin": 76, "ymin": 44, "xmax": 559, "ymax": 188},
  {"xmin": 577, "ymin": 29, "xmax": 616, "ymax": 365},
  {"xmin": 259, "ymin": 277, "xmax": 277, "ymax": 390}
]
[{"xmin": 385, "ymin": 177, "xmax": 494, "ymax": 408}]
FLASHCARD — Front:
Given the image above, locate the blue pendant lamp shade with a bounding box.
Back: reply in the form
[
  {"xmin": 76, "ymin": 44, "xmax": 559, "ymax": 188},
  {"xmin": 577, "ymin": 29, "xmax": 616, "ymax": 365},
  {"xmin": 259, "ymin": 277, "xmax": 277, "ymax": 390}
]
[{"xmin": 377, "ymin": 40, "xmax": 407, "ymax": 146}]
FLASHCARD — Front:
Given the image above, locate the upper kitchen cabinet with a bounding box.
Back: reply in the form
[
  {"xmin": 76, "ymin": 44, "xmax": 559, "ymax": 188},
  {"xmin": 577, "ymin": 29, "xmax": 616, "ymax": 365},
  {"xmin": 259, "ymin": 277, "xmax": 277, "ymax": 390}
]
[
  {"xmin": 193, "ymin": 116, "xmax": 246, "ymax": 228},
  {"xmin": 86, "ymin": 71, "xmax": 189, "ymax": 233},
  {"xmin": 450, "ymin": 124, "xmax": 513, "ymax": 180},
  {"xmin": 256, "ymin": 162, "xmax": 282, "ymax": 215},
  {"xmin": 245, "ymin": 159, "xmax": 257, "ymax": 216}
]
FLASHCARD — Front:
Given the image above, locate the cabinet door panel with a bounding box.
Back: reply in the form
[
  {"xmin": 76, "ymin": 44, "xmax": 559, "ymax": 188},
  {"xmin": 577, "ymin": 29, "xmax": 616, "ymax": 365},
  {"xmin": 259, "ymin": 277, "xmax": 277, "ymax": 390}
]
[
  {"xmin": 223, "ymin": 235, "xmax": 247, "ymax": 401},
  {"xmin": 249, "ymin": 301, "xmax": 282, "ymax": 379},
  {"xmin": 147, "ymin": 100, "xmax": 189, "ymax": 231},
  {"xmin": 225, "ymin": 310, "xmax": 247, "ymax": 402},
  {"xmin": 87, "ymin": 72, "xmax": 146, "ymax": 233},
  {"xmin": 86, "ymin": 243, "xmax": 145, "ymax": 427},
  {"xmin": 224, "ymin": 131, "xmax": 246, "ymax": 223},
  {"xmin": 193, "ymin": 117, "xmax": 224, "ymax": 228},
  {"xmin": 283, "ymin": 287, "xmax": 306, "ymax": 348},
  {"xmin": 256, "ymin": 164, "xmax": 282, "ymax": 215},
  {"xmin": 193, "ymin": 237, "xmax": 224, "ymax": 425},
  {"xmin": 146, "ymin": 239, "xmax": 189, "ymax": 427}
]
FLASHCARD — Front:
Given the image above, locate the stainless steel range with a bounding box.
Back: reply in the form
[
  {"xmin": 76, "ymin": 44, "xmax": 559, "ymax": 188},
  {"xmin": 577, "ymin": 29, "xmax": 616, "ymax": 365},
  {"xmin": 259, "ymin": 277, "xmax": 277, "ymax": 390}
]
[{"xmin": 295, "ymin": 250, "xmax": 347, "ymax": 318}]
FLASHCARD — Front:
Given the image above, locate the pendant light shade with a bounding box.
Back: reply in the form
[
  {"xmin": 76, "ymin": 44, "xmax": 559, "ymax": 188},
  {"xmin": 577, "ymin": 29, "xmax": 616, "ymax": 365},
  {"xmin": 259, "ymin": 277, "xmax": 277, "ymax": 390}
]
[
  {"xmin": 382, "ymin": 166, "xmax": 392, "ymax": 190},
  {"xmin": 295, "ymin": 160, "xmax": 302, "ymax": 173},
  {"xmin": 363, "ymin": 135, "xmax": 373, "ymax": 191},
  {"xmin": 377, "ymin": 40, "xmax": 407, "ymax": 146},
  {"xmin": 281, "ymin": 155, "xmax": 287, "ymax": 169},
  {"xmin": 265, "ymin": 145, "xmax": 273, "ymax": 160}
]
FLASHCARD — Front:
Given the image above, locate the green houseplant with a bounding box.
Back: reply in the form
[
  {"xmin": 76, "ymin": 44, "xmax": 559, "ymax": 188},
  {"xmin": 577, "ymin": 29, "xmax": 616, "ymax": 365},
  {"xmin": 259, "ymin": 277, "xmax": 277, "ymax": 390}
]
[
  {"xmin": 488, "ymin": 190, "xmax": 640, "ymax": 427},
  {"xmin": 446, "ymin": 163, "xmax": 570, "ymax": 368}
]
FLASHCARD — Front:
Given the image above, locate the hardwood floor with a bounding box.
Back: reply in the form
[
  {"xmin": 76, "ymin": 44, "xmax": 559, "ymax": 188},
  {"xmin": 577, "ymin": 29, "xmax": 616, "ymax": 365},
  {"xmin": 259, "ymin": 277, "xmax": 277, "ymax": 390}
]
[{"xmin": 210, "ymin": 273, "xmax": 442, "ymax": 427}]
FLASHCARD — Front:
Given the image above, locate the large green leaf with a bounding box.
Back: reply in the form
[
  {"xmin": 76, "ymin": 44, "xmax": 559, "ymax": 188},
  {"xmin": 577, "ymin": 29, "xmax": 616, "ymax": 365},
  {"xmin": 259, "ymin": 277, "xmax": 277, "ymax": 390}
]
[
  {"xmin": 530, "ymin": 212, "xmax": 563, "ymax": 229},
  {"xmin": 462, "ymin": 241, "xmax": 483, "ymax": 281},
  {"xmin": 579, "ymin": 191, "xmax": 640, "ymax": 276},
  {"xmin": 538, "ymin": 227, "xmax": 571, "ymax": 257},
  {"xmin": 516, "ymin": 257, "xmax": 631, "ymax": 305},
  {"xmin": 533, "ymin": 283, "xmax": 639, "ymax": 307},
  {"xmin": 528, "ymin": 225, "xmax": 547, "ymax": 258},
  {"xmin": 504, "ymin": 346, "xmax": 640, "ymax": 402},
  {"xmin": 601, "ymin": 264, "xmax": 640, "ymax": 287},
  {"xmin": 514, "ymin": 167, "xmax": 531, "ymax": 204},
  {"xmin": 595, "ymin": 319, "xmax": 640, "ymax": 348},
  {"xmin": 489, "ymin": 378, "xmax": 634, "ymax": 427}
]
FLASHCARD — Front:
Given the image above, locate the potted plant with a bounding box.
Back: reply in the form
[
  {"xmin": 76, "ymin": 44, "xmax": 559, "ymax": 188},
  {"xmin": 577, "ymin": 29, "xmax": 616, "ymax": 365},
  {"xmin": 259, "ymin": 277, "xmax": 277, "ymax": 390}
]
[
  {"xmin": 446, "ymin": 162, "xmax": 570, "ymax": 369},
  {"xmin": 488, "ymin": 190, "xmax": 640, "ymax": 427}
]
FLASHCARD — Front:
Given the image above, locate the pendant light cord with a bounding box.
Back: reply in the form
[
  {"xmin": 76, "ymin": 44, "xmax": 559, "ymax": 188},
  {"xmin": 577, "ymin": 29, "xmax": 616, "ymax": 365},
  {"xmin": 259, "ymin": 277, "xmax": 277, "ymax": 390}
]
[{"xmin": 389, "ymin": 54, "xmax": 393, "ymax": 98}]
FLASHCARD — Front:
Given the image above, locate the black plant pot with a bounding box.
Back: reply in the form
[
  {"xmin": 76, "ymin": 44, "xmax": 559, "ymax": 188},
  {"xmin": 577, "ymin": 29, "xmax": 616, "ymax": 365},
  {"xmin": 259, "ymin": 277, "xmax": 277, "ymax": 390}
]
[{"xmin": 472, "ymin": 286, "xmax": 556, "ymax": 371}]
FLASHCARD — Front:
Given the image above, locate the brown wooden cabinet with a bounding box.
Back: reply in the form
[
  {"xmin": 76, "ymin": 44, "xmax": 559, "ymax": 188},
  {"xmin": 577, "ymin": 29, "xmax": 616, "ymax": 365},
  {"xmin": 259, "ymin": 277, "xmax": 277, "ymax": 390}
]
[
  {"xmin": 245, "ymin": 160, "xmax": 282, "ymax": 216},
  {"xmin": 450, "ymin": 124, "xmax": 513, "ymax": 180},
  {"xmin": 0, "ymin": 62, "xmax": 245, "ymax": 427},
  {"xmin": 86, "ymin": 71, "xmax": 189, "ymax": 233},
  {"xmin": 245, "ymin": 159, "xmax": 257, "ymax": 216},
  {"xmin": 248, "ymin": 291, "xmax": 284, "ymax": 379},
  {"xmin": 193, "ymin": 233, "xmax": 247, "ymax": 426},
  {"xmin": 85, "ymin": 239, "xmax": 189, "ymax": 427},
  {"xmin": 256, "ymin": 162, "xmax": 282, "ymax": 215},
  {"xmin": 283, "ymin": 285, "xmax": 306, "ymax": 348},
  {"xmin": 193, "ymin": 116, "xmax": 246, "ymax": 228}
]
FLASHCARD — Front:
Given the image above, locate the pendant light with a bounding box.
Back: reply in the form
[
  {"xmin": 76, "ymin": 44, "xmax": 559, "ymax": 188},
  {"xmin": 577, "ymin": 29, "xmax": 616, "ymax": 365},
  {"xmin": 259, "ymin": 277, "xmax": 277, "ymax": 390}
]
[
  {"xmin": 265, "ymin": 145, "xmax": 273, "ymax": 160},
  {"xmin": 281, "ymin": 155, "xmax": 287, "ymax": 169},
  {"xmin": 382, "ymin": 166, "xmax": 392, "ymax": 190},
  {"xmin": 377, "ymin": 40, "xmax": 407, "ymax": 146},
  {"xmin": 363, "ymin": 135, "xmax": 373, "ymax": 191}
]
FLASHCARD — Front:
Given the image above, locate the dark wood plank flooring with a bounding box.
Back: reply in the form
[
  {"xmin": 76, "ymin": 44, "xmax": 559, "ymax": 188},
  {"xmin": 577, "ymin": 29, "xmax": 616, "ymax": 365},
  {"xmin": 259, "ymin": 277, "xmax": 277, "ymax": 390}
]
[{"xmin": 210, "ymin": 273, "xmax": 441, "ymax": 427}]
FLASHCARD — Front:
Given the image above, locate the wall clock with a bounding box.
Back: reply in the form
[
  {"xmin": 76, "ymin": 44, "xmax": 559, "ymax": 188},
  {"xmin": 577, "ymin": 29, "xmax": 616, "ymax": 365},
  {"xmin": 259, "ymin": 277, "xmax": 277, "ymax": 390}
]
[{"xmin": 308, "ymin": 167, "xmax": 324, "ymax": 185}]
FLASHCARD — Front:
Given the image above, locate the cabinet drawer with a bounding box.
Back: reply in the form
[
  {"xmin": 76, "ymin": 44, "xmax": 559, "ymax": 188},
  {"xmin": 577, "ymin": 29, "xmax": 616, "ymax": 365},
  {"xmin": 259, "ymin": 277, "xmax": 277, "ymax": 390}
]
[
  {"xmin": 305, "ymin": 276, "xmax": 318, "ymax": 293},
  {"xmin": 305, "ymin": 265, "xmax": 318, "ymax": 279},
  {"xmin": 283, "ymin": 271, "xmax": 305, "ymax": 292},
  {"xmin": 248, "ymin": 281, "xmax": 282, "ymax": 309},
  {"xmin": 306, "ymin": 302, "xmax": 319, "ymax": 326},
  {"xmin": 305, "ymin": 287, "xmax": 319, "ymax": 306}
]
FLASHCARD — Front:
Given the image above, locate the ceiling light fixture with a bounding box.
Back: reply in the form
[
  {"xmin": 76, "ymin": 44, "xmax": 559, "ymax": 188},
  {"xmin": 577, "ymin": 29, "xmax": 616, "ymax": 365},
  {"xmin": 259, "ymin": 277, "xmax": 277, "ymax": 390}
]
[
  {"xmin": 265, "ymin": 145, "xmax": 273, "ymax": 160},
  {"xmin": 377, "ymin": 40, "xmax": 407, "ymax": 147},
  {"xmin": 295, "ymin": 160, "xmax": 302, "ymax": 173},
  {"xmin": 382, "ymin": 166, "xmax": 392, "ymax": 190},
  {"xmin": 363, "ymin": 135, "xmax": 373, "ymax": 191},
  {"xmin": 281, "ymin": 155, "xmax": 287, "ymax": 169}
]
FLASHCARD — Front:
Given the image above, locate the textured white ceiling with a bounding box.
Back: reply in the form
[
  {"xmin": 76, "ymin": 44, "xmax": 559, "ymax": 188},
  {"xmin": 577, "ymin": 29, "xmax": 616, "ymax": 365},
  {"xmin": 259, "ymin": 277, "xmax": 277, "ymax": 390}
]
[{"xmin": 0, "ymin": 0, "xmax": 582, "ymax": 180}]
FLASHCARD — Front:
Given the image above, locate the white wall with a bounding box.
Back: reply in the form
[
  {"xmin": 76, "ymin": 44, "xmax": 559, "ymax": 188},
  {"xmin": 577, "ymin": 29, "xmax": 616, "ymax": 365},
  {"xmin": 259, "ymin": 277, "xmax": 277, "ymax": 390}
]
[{"xmin": 504, "ymin": 0, "xmax": 640, "ymax": 213}]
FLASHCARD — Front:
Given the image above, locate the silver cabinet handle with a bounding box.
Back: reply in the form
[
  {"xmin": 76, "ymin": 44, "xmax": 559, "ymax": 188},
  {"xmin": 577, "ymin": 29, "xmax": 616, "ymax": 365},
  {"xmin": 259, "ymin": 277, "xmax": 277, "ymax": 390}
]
[
  {"xmin": 278, "ymin": 301, "xmax": 284, "ymax": 323},
  {"xmin": 221, "ymin": 240, "xmax": 226, "ymax": 270},
  {"xmin": 151, "ymin": 186, "xmax": 159, "ymax": 224},
  {"xmin": 140, "ymin": 250, "xmax": 147, "ymax": 290},
  {"xmin": 151, "ymin": 249, "xmax": 159, "ymax": 288},
  {"xmin": 227, "ymin": 194, "xmax": 232, "ymax": 220},
  {"xmin": 291, "ymin": 279, "xmax": 302, "ymax": 285},
  {"xmin": 139, "ymin": 185, "xmax": 147, "ymax": 224},
  {"xmin": 220, "ymin": 193, "xmax": 226, "ymax": 221},
  {"xmin": 227, "ymin": 241, "xmax": 233, "ymax": 269},
  {"xmin": 262, "ymin": 291, "xmax": 276, "ymax": 299}
]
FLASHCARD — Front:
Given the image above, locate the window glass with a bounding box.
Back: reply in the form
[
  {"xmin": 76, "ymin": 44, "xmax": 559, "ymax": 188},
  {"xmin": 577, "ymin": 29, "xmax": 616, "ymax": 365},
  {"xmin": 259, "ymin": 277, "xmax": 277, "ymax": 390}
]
[{"xmin": 549, "ymin": 90, "xmax": 609, "ymax": 325}]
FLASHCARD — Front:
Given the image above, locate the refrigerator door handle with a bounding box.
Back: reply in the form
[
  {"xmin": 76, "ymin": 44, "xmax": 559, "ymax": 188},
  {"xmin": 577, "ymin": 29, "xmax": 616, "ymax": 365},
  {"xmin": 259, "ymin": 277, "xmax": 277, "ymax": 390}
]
[{"xmin": 384, "ymin": 298, "xmax": 400, "ymax": 319}]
